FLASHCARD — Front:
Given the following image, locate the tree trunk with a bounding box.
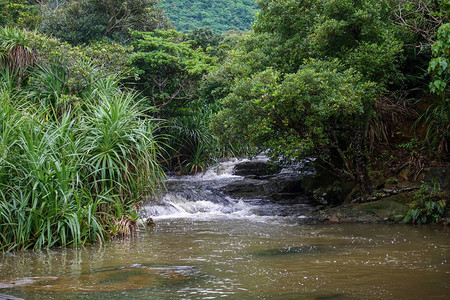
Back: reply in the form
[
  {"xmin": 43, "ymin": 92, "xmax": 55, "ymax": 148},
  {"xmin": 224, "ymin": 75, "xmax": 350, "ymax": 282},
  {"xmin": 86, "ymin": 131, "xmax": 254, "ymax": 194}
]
[{"xmin": 352, "ymin": 126, "xmax": 372, "ymax": 194}]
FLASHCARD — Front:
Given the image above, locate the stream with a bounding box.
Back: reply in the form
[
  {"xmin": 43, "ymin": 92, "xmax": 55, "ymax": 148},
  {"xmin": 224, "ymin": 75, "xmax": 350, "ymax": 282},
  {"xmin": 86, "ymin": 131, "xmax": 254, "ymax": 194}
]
[{"xmin": 0, "ymin": 158, "xmax": 449, "ymax": 299}]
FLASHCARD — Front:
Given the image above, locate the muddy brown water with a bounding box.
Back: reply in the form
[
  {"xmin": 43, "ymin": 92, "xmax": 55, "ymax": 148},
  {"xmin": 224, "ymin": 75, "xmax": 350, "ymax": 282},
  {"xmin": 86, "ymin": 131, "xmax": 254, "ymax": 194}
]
[{"xmin": 0, "ymin": 219, "xmax": 449, "ymax": 299}]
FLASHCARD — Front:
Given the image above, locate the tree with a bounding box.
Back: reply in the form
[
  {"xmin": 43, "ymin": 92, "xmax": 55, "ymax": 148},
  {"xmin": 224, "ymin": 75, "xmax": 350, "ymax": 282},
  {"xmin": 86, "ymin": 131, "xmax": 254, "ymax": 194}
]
[
  {"xmin": 129, "ymin": 30, "xmax": 215, "ymax": 116},
  {"xmin": 426, "ymin": 22, "xmax": 450, "ymax": 154},
  {"xmin": 158, "ymin": 0, "xmax": 259, "ymax": 33},
  {"xmin": 213, "ymin": 59, "xmax": 377, "ymax": 192},
  {"xmin": 208, "ymin": 0, "xmax": 406, "ymax": 192},
  {"xmin": 394, "ymin": 0, "xmax": 449, "ymax": 48},
  {"xmin": 39, "ymin": 0, "xmax": 172, "ymax": 44},
  {"xmin": 186, "ymin": 26, "xmax": 221, "ymax": 50},
  {"xmin": 254, "ymin": 0, "xmax": 404, "ymax": 85}
]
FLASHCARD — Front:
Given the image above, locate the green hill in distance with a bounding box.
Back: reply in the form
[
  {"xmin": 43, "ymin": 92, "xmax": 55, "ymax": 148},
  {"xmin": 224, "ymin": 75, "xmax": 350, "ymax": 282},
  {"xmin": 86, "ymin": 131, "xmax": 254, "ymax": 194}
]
[{"xmin": 158, "ymin": 0, "xmax": 259, "ymax": 33}]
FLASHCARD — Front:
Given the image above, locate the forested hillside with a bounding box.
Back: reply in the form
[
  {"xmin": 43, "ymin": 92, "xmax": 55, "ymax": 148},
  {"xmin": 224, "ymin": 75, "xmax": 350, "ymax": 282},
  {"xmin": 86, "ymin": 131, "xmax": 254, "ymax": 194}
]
[{"xmin": 158, "ymin": 0, "xmax": 258, "ymax": 32}]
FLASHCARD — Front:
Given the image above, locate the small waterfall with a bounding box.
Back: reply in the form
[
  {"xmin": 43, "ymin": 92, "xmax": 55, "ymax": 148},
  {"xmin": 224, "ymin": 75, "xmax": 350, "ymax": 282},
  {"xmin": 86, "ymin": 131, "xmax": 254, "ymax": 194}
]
[{"xmin": 142, "ymin": 157, "xmax": 313, "ymax": 220}]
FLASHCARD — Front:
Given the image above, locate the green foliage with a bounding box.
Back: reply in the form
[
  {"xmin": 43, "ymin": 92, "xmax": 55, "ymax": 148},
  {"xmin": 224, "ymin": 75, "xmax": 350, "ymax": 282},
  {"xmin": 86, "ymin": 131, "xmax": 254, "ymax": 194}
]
[
  {"xmin": 129, "ymin": 29, "xmax": 215, "ymax": 116},
  {"xmin": 158, "ymin": 0, "xmax": 259, "ymax": 33},
  {"xmin": 213, "ymin": 59, "xmax": 377, "ymax": 183},
  {"xmin": 404, "ymin": 181, "xmax": 448, "ymax": 224},
  {"xmin": 165, "ymin": 109, "xmax": 218, "ymax": 175},
  {"xmin": 207, "ymin": 0, "xmax": 412, "ymax": 191},
  {"xmin": 429, "ymin": 23, "xmax": 450, "ymax": 95},
  {"xmin": 22, "ymin": 30, "xmax": 135, "ymax": 101},
  {"xmin": 411, "ymin": 23, "xmax": 450, "ymax": 156},
  {"xmin": 254, "ymin": 0, "xmax": 404, "ymax": 84},
  {"xmin": 39, "ymin": 0, "xmax": 172, "ymax": 45},
  {"xmin": 0, "ymin": 26, "xmax": 35, "ymax": 80},
  {"xmin": 0, "ymin": 27, "xmax": 166, "ymax": 251},
  {"xmin": 186, "ymin": 26, "xmax": 221, "ymax": 50},
  {"xmin": 0, "ymin": 0, "xmax": 39, "ymax": 28}
]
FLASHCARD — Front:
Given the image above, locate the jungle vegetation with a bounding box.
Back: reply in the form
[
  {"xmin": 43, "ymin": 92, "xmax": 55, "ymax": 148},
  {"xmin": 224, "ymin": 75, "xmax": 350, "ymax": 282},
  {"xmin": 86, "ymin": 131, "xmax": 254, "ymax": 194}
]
[
  {"xmin": 158, "ymin": 0, "xmax": 259, "ymax": 33},
  {"xmin": 0, "ymin": 0, "xmax": 449, "ymax": 250}
]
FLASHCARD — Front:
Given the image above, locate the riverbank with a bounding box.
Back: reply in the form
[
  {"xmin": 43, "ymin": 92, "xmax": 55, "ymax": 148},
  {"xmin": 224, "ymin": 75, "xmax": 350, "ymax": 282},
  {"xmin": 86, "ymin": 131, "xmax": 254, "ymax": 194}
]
[
  {"xmin": 304, "ymin": 168, "xmax": 450, "ymax": 225},
  {"xmin": 220, "ymin": 159, "xmax": 450, "ymax": 226}
]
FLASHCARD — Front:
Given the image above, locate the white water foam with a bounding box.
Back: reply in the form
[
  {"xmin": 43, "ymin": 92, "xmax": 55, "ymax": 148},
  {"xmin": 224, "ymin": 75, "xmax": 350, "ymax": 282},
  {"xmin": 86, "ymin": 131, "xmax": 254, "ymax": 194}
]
[{"xmin": 143, "ymin": 157, "xmax": 310, "ymax": 221}]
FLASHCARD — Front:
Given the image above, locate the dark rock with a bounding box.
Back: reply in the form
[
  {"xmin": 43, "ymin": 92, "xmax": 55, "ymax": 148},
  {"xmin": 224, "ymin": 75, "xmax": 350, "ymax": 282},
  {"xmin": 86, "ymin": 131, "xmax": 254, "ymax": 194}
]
[
  {"xmin": 422, "ymin": 167, "xmax": 450, "ymax": 191},
  {"xmin": 369, "ymin": 171, "xmax": 385, "ymax": 189},
  {"xmin": 232, "ymin": 161, "xmax": 280, "ymax": 176},
  {"xmin": 301, "ymin": 173, "xmax": 336, "ymax": 195},
  {"xmin": 224, "ymin": 174, "xmax": 303, "ymax": 200},
  {"xmin": 313, "ymin": 186, "xmax": 336, "ymax": 205},
  {"xmin": 312, "ymin": 180, "xmax": 353, "ymax": 205},
  {"xmin": 145, "ymin": 218, "xmax": 156, "ymax": 228},
  {"xmin": 224, "ymin": 178, "xmax": 268, "ymax": 197}
]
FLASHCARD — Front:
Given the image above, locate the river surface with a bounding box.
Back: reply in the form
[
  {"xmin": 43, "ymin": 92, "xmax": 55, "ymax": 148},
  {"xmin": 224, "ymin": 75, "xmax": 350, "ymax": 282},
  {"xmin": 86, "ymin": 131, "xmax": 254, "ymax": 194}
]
[{"xmin": 0, "ymin": 159, "xmax": 449, "ymax": 299}]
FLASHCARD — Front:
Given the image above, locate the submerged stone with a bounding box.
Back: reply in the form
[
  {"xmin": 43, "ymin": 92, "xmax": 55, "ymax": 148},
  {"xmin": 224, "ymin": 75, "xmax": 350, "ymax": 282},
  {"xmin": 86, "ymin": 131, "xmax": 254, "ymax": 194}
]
[
  {"xmin": 0, "ymin": 265, "xmax": 196, "ymax": 294},
  {"xmin": 251, "ymin": 245, "xmax": 321, "ymax": 257}
]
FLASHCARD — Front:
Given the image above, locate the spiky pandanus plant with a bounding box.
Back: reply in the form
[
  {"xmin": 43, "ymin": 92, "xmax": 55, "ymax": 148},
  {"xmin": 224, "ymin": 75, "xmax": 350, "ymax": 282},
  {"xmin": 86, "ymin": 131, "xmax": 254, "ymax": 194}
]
[
  {"xmin": 82, "ymin": 89, "xmax": 166, "ymax": 236},
  {"xmin": 0, "ymin": 27, "xmax": 35, "ymax": 85},
  {"xmin": 166, "ymin": 111, "xmax": 218, "ymax": 175},
  {"xmin": 0, "ymin": 74, "xmax": 166, "ymax": 250}
]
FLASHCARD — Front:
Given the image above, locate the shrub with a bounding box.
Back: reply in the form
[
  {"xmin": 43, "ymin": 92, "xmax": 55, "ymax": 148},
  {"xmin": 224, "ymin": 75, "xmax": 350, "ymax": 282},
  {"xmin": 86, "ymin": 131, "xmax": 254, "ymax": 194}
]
[{"xmin": 404, "ymin": 181, "xmax": 448, "ymax": 224}]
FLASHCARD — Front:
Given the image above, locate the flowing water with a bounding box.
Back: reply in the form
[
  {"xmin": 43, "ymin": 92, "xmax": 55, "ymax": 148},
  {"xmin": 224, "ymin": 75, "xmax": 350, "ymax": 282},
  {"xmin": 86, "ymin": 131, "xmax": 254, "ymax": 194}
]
[{"xmin": 0, "ymin": 159, "xmax": 449, "ymax": 299}]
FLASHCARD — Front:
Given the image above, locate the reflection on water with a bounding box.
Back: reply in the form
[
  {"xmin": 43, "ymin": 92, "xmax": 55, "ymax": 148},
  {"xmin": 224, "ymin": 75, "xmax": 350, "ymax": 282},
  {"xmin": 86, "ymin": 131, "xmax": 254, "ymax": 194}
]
[{"xmin": 1, "ymin": 219, "xmax": 449, "ymax": 299}]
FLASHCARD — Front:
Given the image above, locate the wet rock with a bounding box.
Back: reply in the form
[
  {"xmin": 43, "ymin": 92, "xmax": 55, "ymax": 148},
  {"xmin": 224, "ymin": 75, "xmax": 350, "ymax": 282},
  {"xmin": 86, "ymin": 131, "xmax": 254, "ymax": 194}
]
[
  {"xmin": 145, "ymin": 217, "xmax": 156, "ymax": 228},
  {"xmin": 224, "ymin": 178, "xmax": 268, "ymax": 197},
  {"xmin": 251, "ymin": 245, "xmax": 321, "ymax": 257},
  {"xmin": 224, "ymin": 174, "xmax": 303, "ymax": 200},
  {"xmin": 301, "ymin": 172, "xmax": 337, "ymax": 195},
  {"xmin": 232, "ymin": 161, "xmax": 280, "ymax": 176},
  {"xmin": 313, "ymin": 186, "xmax": 333, "ymax": 205},
  {"xmin": 312, "ymin": 181, "xmax": 350, "ymax": 205},
  {"xmin": 329, "ymin": 215, "xmax": 340, "ymax": 224},
  {"xmin": 307, "ymin": 195, "xmax": 411, "ymax": 224},
  {"xmin": 0, "ymin": 265, "xmax": 195, "ymax": 294}
]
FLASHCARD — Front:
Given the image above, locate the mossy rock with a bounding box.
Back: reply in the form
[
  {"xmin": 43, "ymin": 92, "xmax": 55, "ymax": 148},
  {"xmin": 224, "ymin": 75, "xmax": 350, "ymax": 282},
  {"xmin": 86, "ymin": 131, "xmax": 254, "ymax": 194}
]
[
  {"xmin": 383, "ymin": 191, "xmax": 416, "ymax": 204},
  {"xmin": 360, "ymin": 199, "xmax": 409, "ymax": 218},
  {"xmin": 369, "ymin": 171, "xmax": 386, "ymax": 189}
]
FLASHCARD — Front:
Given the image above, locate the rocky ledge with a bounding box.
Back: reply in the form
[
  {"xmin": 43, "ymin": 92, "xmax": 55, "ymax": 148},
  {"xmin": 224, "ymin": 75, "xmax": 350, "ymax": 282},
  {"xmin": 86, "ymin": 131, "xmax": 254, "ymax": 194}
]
[
  {"xmin": 225, "ymin": 160, "xmax": 450, "ymax": 225},
  {"xmin": 224, "ymin": 160, "xmax": 304, "ymax": 201}
]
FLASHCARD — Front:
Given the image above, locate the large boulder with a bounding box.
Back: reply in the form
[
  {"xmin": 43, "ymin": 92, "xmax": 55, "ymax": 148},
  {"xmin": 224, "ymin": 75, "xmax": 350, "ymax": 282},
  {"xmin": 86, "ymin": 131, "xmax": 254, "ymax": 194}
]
[
  {"xmin": 224, "ymin": 174, "xmax": 303, "ymax": 199},
  {"xmin": 232, "ymin": 161, "xmax": 280, "ymax": 176},
  {"xmin": 224, "ymin": 178, "xmax": 268, "ymax": 197}
]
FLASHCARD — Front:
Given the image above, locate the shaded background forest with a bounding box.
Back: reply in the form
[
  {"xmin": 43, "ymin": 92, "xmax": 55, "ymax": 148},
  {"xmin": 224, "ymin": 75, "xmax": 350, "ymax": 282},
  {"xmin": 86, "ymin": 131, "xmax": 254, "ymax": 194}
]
[{"xmin": 158, "ymin": 0, "xmax": 259, "ymax": 32}]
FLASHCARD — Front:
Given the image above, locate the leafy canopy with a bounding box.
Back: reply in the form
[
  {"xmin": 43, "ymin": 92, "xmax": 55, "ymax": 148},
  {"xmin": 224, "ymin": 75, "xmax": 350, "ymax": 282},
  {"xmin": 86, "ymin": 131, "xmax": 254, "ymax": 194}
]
[
  {"xmin": 129, "ymin": 29, "xmax": 215, "ymax": 116},
  {"xmin": 158, "ymin": 0, "xmax": 259, "ymax": 33}
]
